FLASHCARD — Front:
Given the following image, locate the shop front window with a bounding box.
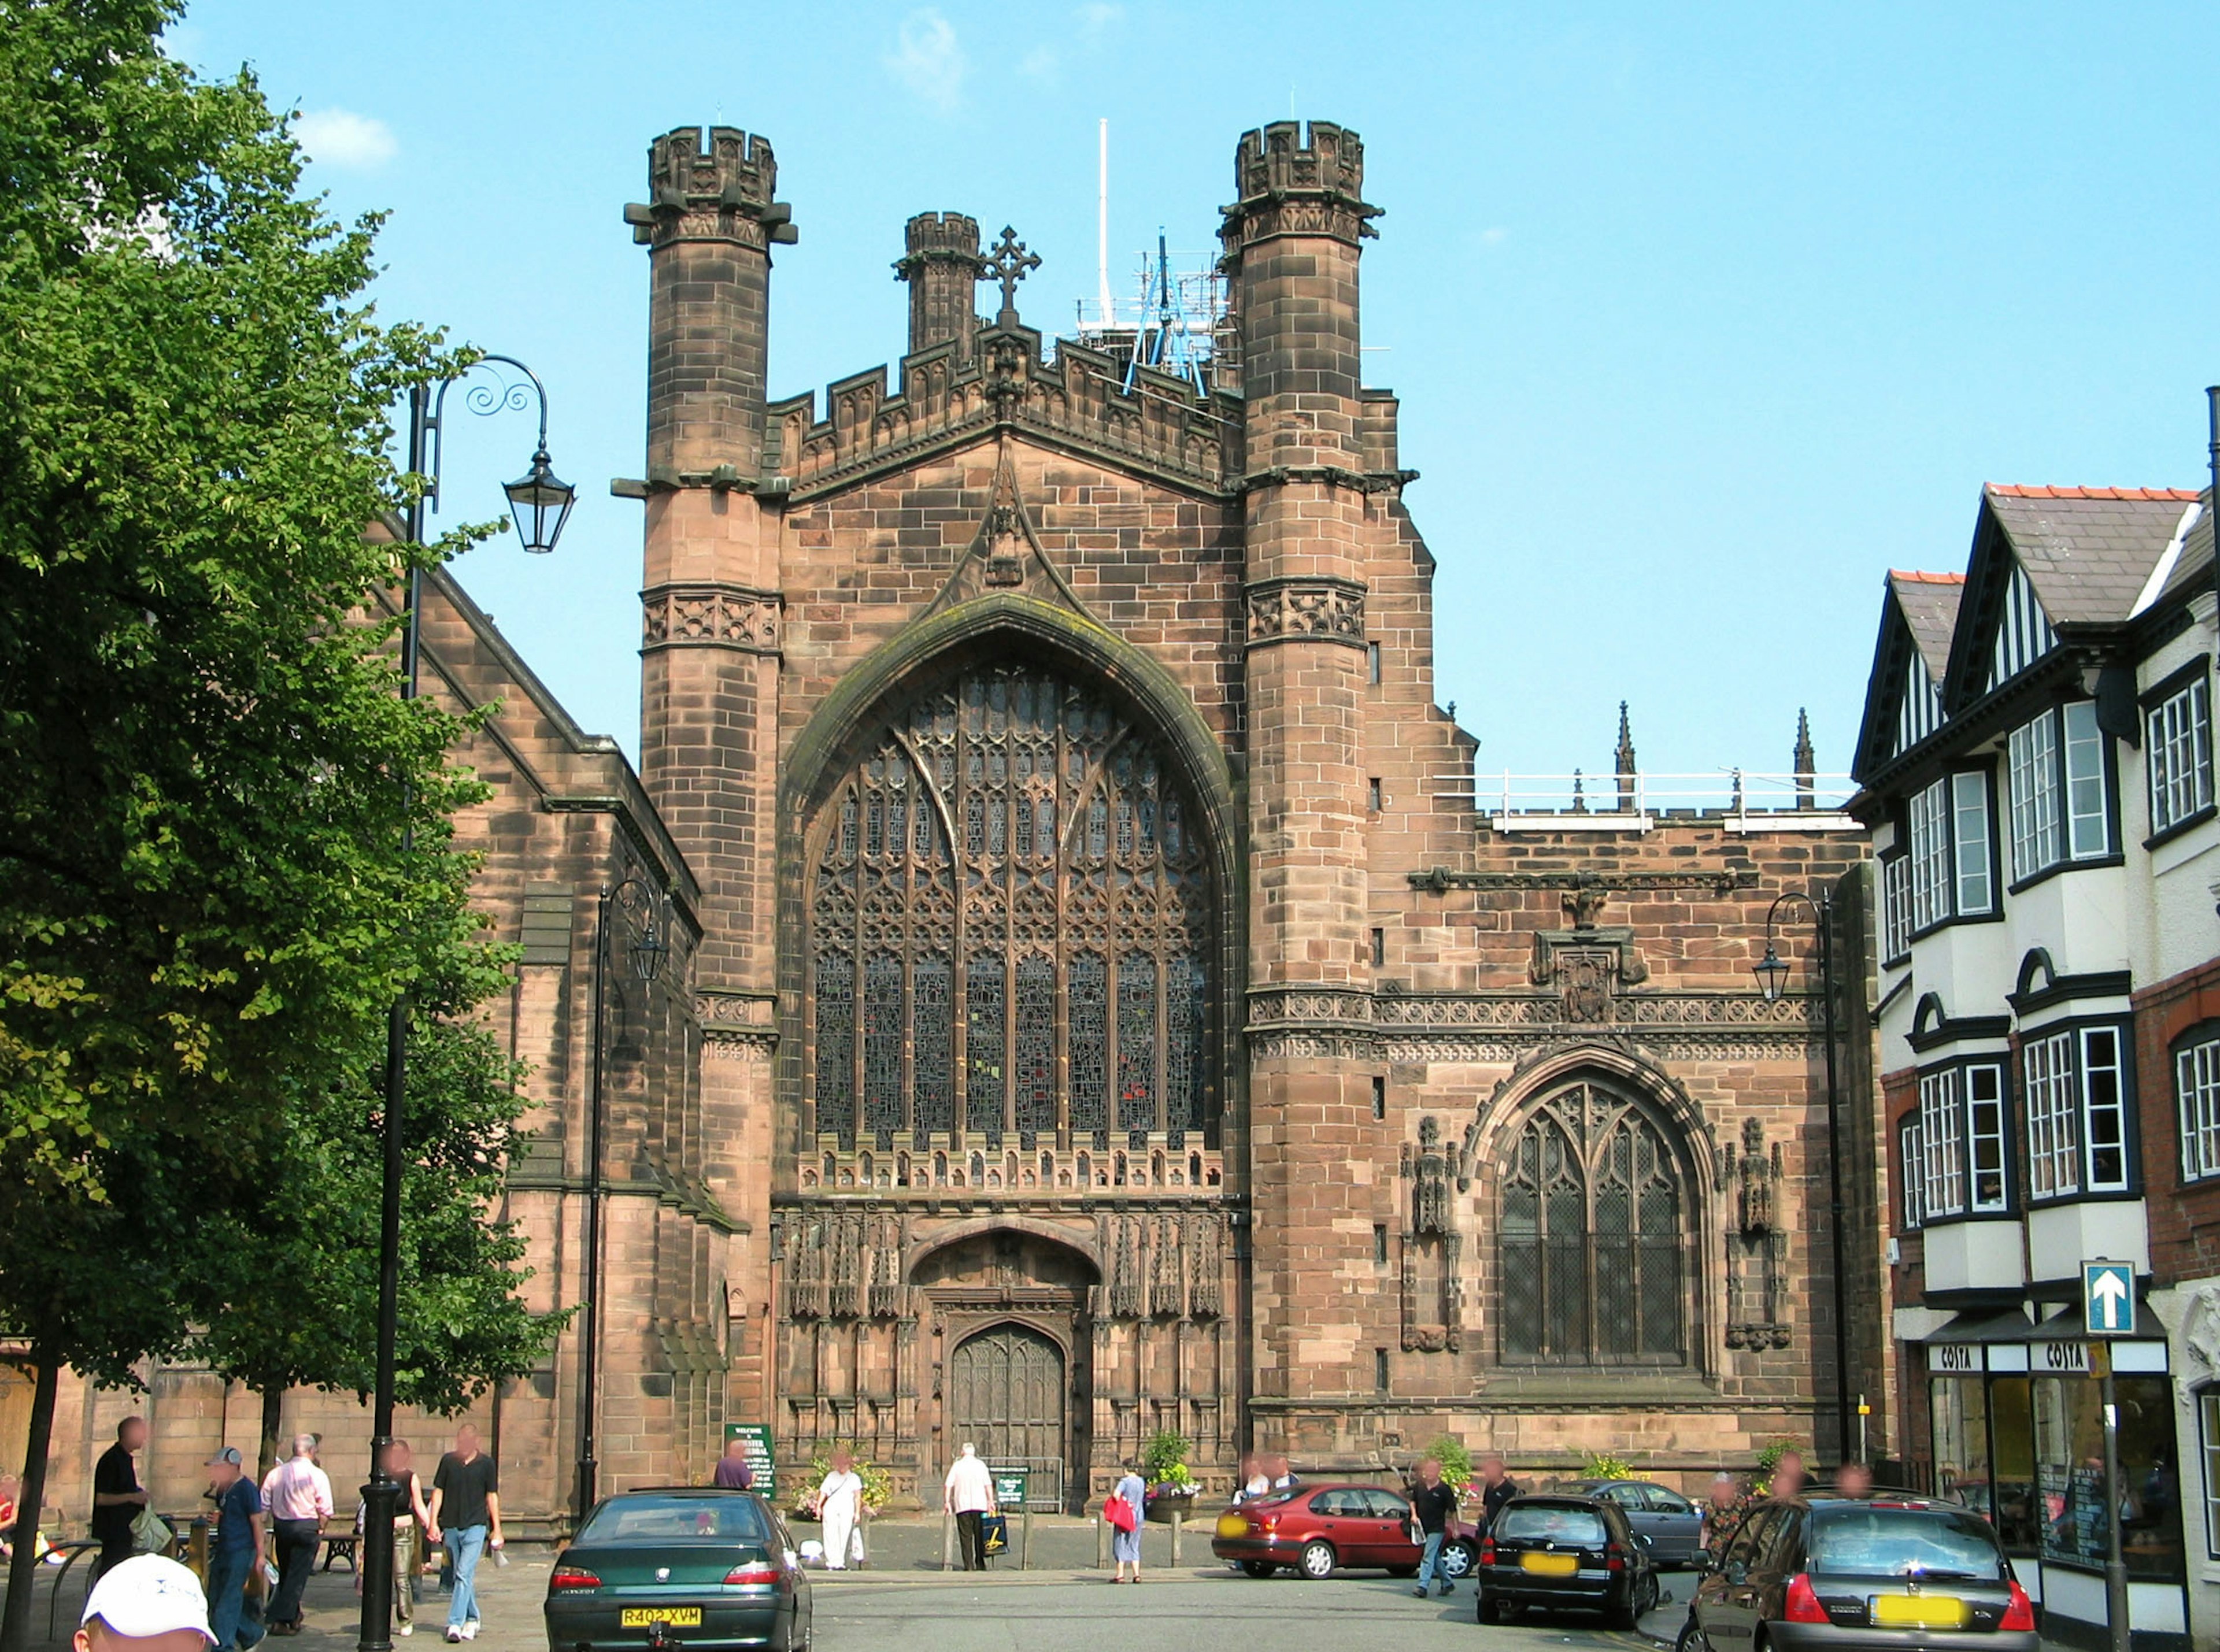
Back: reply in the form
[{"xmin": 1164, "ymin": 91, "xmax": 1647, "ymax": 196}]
[
  {"xmin": 1932, "ymin": 1375, "xmax": 1990, "ymax": 1520},
  {"xmin": 1989, "ymin": 1376, "xmax": 2040, "ymax": 1554},
  {"xmin": 2033, "ymin": 1375, "xmax": 2182, "ymax": 1581}
]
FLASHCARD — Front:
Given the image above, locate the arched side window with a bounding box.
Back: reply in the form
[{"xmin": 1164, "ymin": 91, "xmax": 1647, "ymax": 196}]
[
  {"xmin": 1498, "ymin": 1080, "xmax": 1690, "ymax": 1368},
  {"xmin": 808, "ymin": 662, "xmax": 1215, "ymax": 1154}
]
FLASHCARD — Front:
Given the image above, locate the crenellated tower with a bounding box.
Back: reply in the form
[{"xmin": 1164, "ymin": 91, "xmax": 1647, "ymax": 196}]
[
  {"xmin": 621, "ymin": 125, "xmax": 796, "ymax": 1471},
  {"xmin": 1222, "ymin": 120, "xmax": 1386, "ymax": 1414},
  {"xmin": 894, "ymin": 212, "xmax": 985, "ymax": 362}
]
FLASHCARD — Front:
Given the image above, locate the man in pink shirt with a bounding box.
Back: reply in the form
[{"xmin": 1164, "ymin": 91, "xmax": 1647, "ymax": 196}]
[{"xmin": 261, "ymin": 1435, "xmax": 333, "ymax": 1635}]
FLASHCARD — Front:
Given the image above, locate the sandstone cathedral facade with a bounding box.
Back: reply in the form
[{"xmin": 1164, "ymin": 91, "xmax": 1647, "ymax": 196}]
[{"xmin": 8, "ymin": 120, "xmax": 1890, "ymax": 1529}]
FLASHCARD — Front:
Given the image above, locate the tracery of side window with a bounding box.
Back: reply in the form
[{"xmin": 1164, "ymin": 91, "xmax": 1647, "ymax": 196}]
[
  {"xmin": 1496, "ymin": 1079, "xmax": 1694, "ymax": 1368},
  {"xmin": 808, "ymin": 661, "xmax": 1216, "ymax": 1160}
]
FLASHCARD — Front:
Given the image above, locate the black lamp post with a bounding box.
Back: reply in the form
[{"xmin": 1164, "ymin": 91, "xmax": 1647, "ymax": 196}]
[
  {"xmin": 1752, "ymin": 888, "xmax": 1855, "ymax": 1469},
  {"xmin": 358, "ymin": 355, "xmax": 574, "ymax": 1652},
  {"xmin": 576, "ymin": 876, "xmax": 669, "ymax": 1524}
]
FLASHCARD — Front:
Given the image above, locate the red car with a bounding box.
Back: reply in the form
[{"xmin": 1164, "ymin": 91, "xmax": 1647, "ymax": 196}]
[{"xmin": 1211, "ymin": 1484, "xmax": 1478, "ymax": 1581}]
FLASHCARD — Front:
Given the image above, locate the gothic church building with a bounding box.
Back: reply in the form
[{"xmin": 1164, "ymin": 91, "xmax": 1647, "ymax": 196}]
[{"xmin": 6, "ymin": 120, "xmax": 1886, "ymax": 1527}]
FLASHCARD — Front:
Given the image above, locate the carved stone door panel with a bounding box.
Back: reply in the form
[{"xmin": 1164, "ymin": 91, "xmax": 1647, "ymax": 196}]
[{"xmin": 949, "ymin": 1324, "xmax": 1066, "ymax": 1510}]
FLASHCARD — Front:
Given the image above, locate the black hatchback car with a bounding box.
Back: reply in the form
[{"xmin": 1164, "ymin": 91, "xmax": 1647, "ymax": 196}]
[
  {"xmin": 545, "ymin": 1487, "xmax": 812, "ymax": 1652},
  {"xmin": 1475, "ymin": 1494, "xmax": 1662, "ymax": 1628},
  {"xmin": 1676, "ymin": 1497, "xmax": 2037, "ymax": 1652}
]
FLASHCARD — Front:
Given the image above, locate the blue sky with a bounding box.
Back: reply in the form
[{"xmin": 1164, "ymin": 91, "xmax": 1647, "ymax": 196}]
[{"xmin": 172, "ymin": 2, "xmax": 2220, "ymax": 792}]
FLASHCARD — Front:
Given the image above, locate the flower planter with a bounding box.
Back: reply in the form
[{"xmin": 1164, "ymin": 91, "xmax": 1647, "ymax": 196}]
[{"xmin": 1145, "ymin": 1487, "xmax": 1197, "ymax": 1524}]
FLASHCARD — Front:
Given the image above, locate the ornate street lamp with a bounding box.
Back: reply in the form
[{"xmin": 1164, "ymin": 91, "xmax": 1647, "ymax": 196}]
[
  {"xmin": 1751, "ymin": 889, "xmax": 1854, "ymax": 1470},
  {"xmin": 360, "ymin": 354, "xmax": 571, "ymax": 1652}
]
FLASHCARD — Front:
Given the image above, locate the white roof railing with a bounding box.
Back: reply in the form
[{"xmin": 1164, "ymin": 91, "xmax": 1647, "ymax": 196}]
[{"xmin": 1428, "ymin": 770, "xmax": 1860, "ymax": 834}]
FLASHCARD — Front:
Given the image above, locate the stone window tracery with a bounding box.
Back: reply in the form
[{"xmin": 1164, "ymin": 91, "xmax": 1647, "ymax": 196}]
[
  {"xmin": 809, "ymin": 662, "xmax": 1215, "ymax": 1154},
  {"xmin": 1498, "ymin": 1080, "xmax": 1689, "ymax": 1367}
]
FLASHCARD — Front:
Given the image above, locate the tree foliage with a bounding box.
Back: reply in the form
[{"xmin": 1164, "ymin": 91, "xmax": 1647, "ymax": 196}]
[{"xmin": 198, "ymin": 1019, "xmax": 569, "ymax": 1437}]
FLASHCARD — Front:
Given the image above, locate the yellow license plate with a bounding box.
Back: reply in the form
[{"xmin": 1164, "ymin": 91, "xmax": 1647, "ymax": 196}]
[
  {"xmin": 1520, "ymin": 1551, "xmax": 1580, "ymax": 1576},
  {"xmin": 620, "ymin": 1609, "xmax": 704, "ymax": 1628},
  {"xmin": 1216, "ymin": 1513, "xmax": 1249, "ymax": 1538},
  {"xmin": 1870, "ymin": 1595, "xmax": 1967, "ymax": 1629}
]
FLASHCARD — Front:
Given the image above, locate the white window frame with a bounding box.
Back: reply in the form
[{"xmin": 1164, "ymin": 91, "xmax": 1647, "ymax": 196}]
[
  {"xmin": 1881, "ymin": 854, "xmax": 1912, "ymax": 965},
  {"xmin": 1910, "ymin": 780, "xmax": 1951, "ymax": 931},
  {"xmin": 1900, "ymin": 1115, "xmax": 1927, "ymax": 1229},
  {"xmin": 1921, "ymin": 1068, "xmax": 1967, "ymax": 1219},
  {"xmin": 1965, "ymin": 1064, "xmax": 2008, "ymax": 1213},
  {"xmin": 2007, "ymin": 702, "xmax": 2112, "ymax": 881},
  {"xmin": 2024, "ymin": 1022, "xmax": 2133, "ymax": 1201},
  {"xmin": 1908, "ymin": 771, "xmax": 1995, "ymax": 934},
  {"xmin": 2201, "ymin": 1390, "xmax": 2220, "ymax": 1560},
  {"xmin": 2180, "ymin": 1032, "xmax": 2220, "ymax": 1183},
  {"xmin": 1953, "ymin": 773, "xmax": 1993, "ymax": 915},
  {"xmin": 2149, "ymin": 675, "xmax": 2215, "ymax": 836}
]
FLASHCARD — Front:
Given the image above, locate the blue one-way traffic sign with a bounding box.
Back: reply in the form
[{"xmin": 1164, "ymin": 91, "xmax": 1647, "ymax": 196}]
[{"xmin": 2082, "ymin": 1260, "xmax": 2136, "ymax": 1336}]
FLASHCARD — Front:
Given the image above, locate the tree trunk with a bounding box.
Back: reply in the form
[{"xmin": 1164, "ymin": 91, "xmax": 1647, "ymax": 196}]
[
  {"xmin": 1, "ymin": 1353, "xmax": 60, "ymax": 1652},
  {"xmin": 258, "ymin": 1381, "xmax": 285, "ymax": 1480}
]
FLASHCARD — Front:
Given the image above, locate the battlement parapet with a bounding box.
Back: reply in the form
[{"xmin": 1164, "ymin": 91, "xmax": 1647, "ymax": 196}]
[
  {"xmin": 625, "ymin": 125, "xmax": 797, "ymax": 251},
  {"xmin": 897, "ymin": 210, "xmax": 984, "ymax": 266},
  {"xmin": 765, "ymin": 329, "xmax": 1241, "ymax": 502},
  {"xmin": 1222, "ymin": 118, "xmax": 1381, "ymax": 251}
]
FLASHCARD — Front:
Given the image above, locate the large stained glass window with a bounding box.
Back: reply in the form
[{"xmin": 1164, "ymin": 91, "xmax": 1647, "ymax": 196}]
[
  {"xmin": 809, "ymin": 662, "xmax": 1215, "ymax": 1154},
  {"xmin": 1498, "ymin": 1080, "xmax": 1689, "ymax": 1366}
]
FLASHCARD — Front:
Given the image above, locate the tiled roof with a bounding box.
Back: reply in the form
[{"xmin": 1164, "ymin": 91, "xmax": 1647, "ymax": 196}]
[
  {"xmin": 1888, "ymin": 570, "xmax": 1963, "ymax": 676},
  {"xmin": 1984, "ymin": 484, "xmax": 2202, "ymax": 624},
  {"xmin": 2156, "ymin": 495, "xmax": 2215, "ymax": 608}
]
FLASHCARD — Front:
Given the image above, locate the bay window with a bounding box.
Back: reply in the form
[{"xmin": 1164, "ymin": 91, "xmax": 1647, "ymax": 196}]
[
  {"xmin": 2007, "ymin": 701, "xmax": 2111, "ymax": 880},
  {"xmin": 1881, "ymin": 853, "xmax": 1911, "ymax": 965},
  {"xmin": 2023, "ymin": 1023, "xmax": 2132, "ymax": 1199},
  {"xmin": 1919, "ymin": 1059, "xmax": 2008, "ymax": 1220},
  {"xmin": 2148, "ymin": 671, "xmax": 2214, "ymax": 838},
  {"xmin": 1908, "ymin": 770, "xmax": 1996, "ymax": 933}
]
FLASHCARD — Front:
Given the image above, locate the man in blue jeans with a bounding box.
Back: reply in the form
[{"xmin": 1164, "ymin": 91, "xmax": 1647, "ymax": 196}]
[
  {"xmin": 1408, "ymin": 1458, "xmax": 1463, "ymax": 1599},
  {"xmin": 427, "ymin": 1425, "xmax": 502, "ymax": 1643},
  {"xmin": 204, "ymin": 1447, "xmax": 268, "ymax": 1650}
]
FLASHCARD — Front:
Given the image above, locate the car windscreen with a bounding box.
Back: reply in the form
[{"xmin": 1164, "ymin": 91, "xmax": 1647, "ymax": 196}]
[
  {"xmin": 1806, "ymin": 1507, "xmax": 2007, "ymax": 1580},
  {"xmin": 579, "ymin": 1495, "xmax": 771, "ymax": 1545},
  {"xmin": 1496, "ymin": 1505, "xmax": 1607, "ymax": 1546}
]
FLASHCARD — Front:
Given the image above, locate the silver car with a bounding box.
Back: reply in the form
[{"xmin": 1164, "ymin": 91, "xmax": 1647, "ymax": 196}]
[{"xmin": 1567, "ymin": 1479, "xmax": 1705, "ymax": 1567}]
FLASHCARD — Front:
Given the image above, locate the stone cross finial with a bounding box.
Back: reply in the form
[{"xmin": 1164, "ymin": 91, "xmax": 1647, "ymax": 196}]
[{"xmin": 985, "ymin": 225, "xmax": 1040, "ymax": 325}]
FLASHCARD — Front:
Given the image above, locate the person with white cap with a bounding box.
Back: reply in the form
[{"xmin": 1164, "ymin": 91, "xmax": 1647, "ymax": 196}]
[
  {"xmin": 76, "ymin": 1552, "xmax": 217, "ymax": 1652},
  {"xmin": 202, "ymin": 1447, "xmax": 267, "ymax": 1651}
]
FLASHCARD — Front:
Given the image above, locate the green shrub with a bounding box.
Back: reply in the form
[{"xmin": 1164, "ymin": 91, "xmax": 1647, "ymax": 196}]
[
  {"xmin": 1423, "ymin": 1435, "xmax": 1474, "ymax": 1490},
  {"xmin": 1754, "ymin": 1437, "xmax": 1805, "ymax": 1496},
  {"xmin": 799, "ymin": 1450, "xmax": 893, "ymax": 1514},
  {"xmin": 1142, "ymin": 1429, "xmax": 1196, "ymax": 1488},
  {"xmin": 1579, "ymin": 1449, "xmax": 1636, "ymax": 1481}
]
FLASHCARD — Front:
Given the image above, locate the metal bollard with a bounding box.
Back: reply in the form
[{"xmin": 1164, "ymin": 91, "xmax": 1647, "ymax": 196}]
[
  {"xmin": 1020, "ymin": 1503, "xmax": 1033, "ymax": 1570},
  {"xmin": 941, "ymin": 1510, "xmax": 957, "ymax": 1571},
  {"xmin": 1096, "ymin": 1510, "xmax": 1109, "ymax": 1569},
  {"xmin": 1170, "ymin": 1510, "xmax": 1182, "ymax": 1568}
]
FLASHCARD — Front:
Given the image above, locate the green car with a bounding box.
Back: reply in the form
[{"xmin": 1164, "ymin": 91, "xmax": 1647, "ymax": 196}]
[{"xmin": 545, "ymin": 1488, "xmax": 812, "ymax": 1652}]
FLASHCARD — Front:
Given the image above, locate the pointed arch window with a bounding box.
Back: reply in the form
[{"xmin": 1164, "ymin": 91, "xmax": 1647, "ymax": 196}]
[
  {"xmin": 808, "ymin": 662, "xmax": 1216, "ymax": 1155},
  {"xmin": 1498, "ymin": 1080, "xmax": 1690, "ymax": 1366}
]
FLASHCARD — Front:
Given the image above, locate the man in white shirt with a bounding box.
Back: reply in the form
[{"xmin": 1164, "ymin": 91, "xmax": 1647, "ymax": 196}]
[
  {"xmin": 261, "ymin": 1435, "xmax": 332, "ymax": 1635},
  {"xmin": 943, "ymin": 1443, "xmax": 996, "ymax": 1571}
]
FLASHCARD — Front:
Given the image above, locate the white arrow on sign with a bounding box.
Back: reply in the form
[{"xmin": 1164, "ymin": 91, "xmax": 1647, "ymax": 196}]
[{"xmin": 2090, "ymin": 1268, "xmax": 2131, "ymax": 1331}]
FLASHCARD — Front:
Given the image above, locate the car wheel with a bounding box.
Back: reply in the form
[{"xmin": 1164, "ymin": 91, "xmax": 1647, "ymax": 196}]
[
  {"xmin": 1638, "ymin": 1572, "xmax": 1662, "ymax": 1617},
  {"xmin": 1297, "ymin": 1540, "xmax": 1336, "ymax": 1580},
  {"xmin": 1240, "ymin": 1560, "xmax": 1276, "ymax": 1579},
  {"xmin": 1440, "ymin": 1539, "xmax": 1477, "ymax": 1579},
  {"xmin": 1674, "ymin": 1613, "xmax": 1712, "ymax": 1652}
]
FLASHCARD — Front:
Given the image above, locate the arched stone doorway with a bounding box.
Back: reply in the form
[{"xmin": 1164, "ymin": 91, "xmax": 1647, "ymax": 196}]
[{"xmin": 914, "ymin": 1228, "xmax": 1095, "ymax": 1510}]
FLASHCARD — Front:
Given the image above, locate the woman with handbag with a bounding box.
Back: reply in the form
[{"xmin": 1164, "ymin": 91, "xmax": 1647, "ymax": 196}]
[{"xmin": 1107, "ymin": 1460, "xmax": 1147, "ymax": 1583}]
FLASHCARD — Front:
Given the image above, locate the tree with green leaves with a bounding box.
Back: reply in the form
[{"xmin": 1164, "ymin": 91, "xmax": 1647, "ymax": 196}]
[
  {"xmin": 201, "ymin": 1020, "xmax": 569, "ymax": 1477},
  {"xmin": 0, "ymin": 2, "xmax": 516, "ymax": 1641}
]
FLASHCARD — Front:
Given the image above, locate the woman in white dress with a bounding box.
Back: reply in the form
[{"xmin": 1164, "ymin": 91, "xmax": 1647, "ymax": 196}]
[{"xmin": 812, "ymin": 1448, "xmax": 865, "ymax": 1570}]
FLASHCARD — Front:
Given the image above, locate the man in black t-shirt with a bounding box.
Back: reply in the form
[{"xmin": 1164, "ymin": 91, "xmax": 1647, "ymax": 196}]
[
  {"xmin": 1476, "ymin": 1453, "xmax": 1520, "ymax": 1532},
  {"xmin": 1408, "ymin": 1458, "xmax": 1463, "ymax": 1599},
  {"xmin": 427, "ymin": 1425, "xmax": 502, "ymax": 1644},
  {"xmin": 90, "ymin": 1416, "xmax": 150, "ymax": 1578}
]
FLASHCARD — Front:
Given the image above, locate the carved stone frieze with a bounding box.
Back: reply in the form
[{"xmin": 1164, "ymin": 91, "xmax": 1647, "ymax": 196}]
[
  {"xmin": 642, "ymin": 584, "xmax": 783, "ymax": 653},
  {"xmin": 1244, "ymin": 576, "xmax": 1367, "ymax": 650},
  {"xmin": 702, "ymin": 1027, "xmax": 776, "ymax": 1060},
  {"xmin": 1246, "ymin": 988, "xmax": 1818, "ymax": 1032},
  {"xmin": 1408, "ymin": 868, "xmax": 1759, "ymax": 898}
]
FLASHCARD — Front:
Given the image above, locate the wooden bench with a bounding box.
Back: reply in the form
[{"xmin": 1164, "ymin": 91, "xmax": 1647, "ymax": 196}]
[{"xmin": 320, "ymin": 1519, "xmax": 358, "ymax": 1572}]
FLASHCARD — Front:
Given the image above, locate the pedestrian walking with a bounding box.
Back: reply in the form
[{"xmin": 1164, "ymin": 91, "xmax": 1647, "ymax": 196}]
[
  {"xmin": 1475, "ymin": 1454, "xmax": 1520, "ymax": 1532},
  {"xmin": 91, "ymin": 1417, "xmax": 151, "ymax": 1580},
  {"xmin": 1406, "ymin": 1457, "xmax": 1462, "ymax": 1598},
  {"xmin": 76, "ymin": 1553, "xmax": 219, "ymax": 1652},
  {"xmin": 261, "ymin": 1434, "xmax": 332, "ymax": 1635},
  {"xmin": 426, "ymin": 1424, "xmax": 501, "ymax": 1644},
  {"xmin": 357, "ymin": 1440, "xmax": 429, "ymax": 1638},
  {"xmin": 203, "ymin": 1447, "xmax": 268, "ymax": 1652},
  {"xmin": 1108, "ymin": 1460, "xmax": 1147, "ymax": 1583},
  {"xmin": 712, "ymin": 1439, "xmax": 755, "ymax": 1490},
  {"xmin": 810, "ymin": 1448, "xmax": 865, "ymax": 1570},
  {"xmin": 943, "ymin": 1443, "xmax": 995, "ymax": 1570}
]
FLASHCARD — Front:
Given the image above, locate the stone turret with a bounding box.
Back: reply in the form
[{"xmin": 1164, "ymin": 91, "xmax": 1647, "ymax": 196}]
[
  {"xmin": 894, "ymin": 212, "xmax": 985, "ymax": 362},
  {"xmin": 624, "ymin": 126, "xmax": 796, "ymax": 486}
]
